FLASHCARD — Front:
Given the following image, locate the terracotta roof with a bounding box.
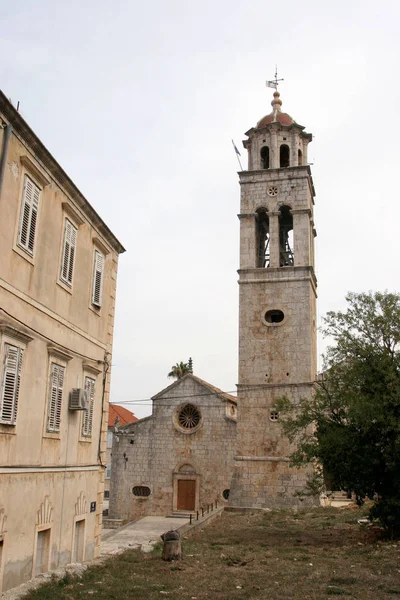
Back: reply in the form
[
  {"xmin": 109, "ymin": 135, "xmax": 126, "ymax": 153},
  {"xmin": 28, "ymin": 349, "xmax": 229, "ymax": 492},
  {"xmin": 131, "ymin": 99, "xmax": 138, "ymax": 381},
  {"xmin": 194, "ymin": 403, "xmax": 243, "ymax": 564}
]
[
  {"xmin": 108, "ymin": 403, "xmax": 137, "ymax": 428},
  {"xmin": 152, "ymin": 373, "xmax": 237, "ymax": 404},
  {"xmin": 257, "ymin": 111, "xmax": 294, "ymax": 128}
]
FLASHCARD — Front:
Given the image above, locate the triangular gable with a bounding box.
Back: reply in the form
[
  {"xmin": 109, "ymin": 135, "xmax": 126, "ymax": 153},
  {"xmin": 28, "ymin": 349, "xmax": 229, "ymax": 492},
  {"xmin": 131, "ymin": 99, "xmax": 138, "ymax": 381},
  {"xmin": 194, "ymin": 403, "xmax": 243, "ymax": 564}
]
[{"xmin": 152, "ymin": 373, "xmax": 237, "ymax": 405}]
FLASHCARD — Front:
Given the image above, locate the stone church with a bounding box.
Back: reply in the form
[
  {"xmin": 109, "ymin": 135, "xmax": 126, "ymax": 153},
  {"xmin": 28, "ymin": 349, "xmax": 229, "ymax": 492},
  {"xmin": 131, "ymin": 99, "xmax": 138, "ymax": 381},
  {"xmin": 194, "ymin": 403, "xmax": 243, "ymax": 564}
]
[
  {"xmin": 109, "ymin": 375, "xmax": 237, "ymax": 520},
  {"xmin": 110, "ymin": 86, "xmax": 317, "ymax": 517}
]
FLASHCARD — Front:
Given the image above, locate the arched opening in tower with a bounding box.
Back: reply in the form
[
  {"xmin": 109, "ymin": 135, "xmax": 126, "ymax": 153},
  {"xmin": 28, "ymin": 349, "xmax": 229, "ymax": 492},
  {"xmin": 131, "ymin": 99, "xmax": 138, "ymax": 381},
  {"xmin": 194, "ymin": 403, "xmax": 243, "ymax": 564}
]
[
  {"xmin": 255, "ymin": 208, "xmax": 270, "ymax": 268},
  {"xmin": 298, "ymin": 149, "xmax": 303, "ymax": 166},
  {"xmin": 279, "ymin": 205, "xmax": 294, "ymax": 266},
  {"xmin": 280, "ymin": 144, "xmax": 290, "ymax": 168},
  {"xmin": 260, "ymin": 146, "xmax": 270, "ymax": 169}
]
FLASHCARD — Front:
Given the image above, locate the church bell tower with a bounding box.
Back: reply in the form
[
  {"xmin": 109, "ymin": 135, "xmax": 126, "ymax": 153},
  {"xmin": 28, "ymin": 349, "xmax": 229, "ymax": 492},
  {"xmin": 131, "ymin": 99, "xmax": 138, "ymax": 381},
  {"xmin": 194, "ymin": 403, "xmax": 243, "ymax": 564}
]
[{"xmin": 229, "ymin": 86, "xmax": 318, "ymax": 508}]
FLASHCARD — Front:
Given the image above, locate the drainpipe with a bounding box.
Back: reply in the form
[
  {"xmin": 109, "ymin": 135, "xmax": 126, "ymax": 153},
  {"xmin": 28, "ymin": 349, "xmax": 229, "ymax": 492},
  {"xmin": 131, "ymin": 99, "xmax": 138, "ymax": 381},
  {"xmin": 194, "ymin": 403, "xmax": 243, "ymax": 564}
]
[{"xmin": 0, "ymin": 121, "xmax": 12, "ymax": 202}]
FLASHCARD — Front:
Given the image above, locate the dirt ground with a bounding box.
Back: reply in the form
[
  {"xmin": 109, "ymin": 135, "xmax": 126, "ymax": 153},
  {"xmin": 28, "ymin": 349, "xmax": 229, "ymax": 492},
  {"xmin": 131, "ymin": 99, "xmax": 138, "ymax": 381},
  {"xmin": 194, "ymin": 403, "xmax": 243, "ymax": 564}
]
[{"xmin": 21, "ymin": 506, "xmax": 400, "ymax": 599}]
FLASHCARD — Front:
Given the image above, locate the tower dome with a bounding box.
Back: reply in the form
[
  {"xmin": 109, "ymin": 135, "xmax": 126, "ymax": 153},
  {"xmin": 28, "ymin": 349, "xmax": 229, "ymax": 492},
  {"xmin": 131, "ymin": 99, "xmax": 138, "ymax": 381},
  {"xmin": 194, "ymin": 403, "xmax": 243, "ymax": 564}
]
[
  {"xmin": 256, "ymin": 91, "xmax": 295, "ymax": 128},
  {"xmin": 243, "ymin": 89, "xmax": 312, "ymax": 171}
]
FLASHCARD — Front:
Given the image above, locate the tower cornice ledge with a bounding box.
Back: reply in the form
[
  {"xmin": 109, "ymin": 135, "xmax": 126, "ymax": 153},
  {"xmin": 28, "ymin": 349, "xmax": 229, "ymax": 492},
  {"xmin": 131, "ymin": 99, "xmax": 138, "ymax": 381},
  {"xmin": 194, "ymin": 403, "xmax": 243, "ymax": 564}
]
[
  {"xmin": 239, "ymin": 165, "xmax": 312, "ymax": 178},
  {"xmin": 236, "ymin": 381, "xmax": 316, "ymax": 390},
  {"xmin": 237, "ymin": 266, "xmax": 318, "ymax": 291}
]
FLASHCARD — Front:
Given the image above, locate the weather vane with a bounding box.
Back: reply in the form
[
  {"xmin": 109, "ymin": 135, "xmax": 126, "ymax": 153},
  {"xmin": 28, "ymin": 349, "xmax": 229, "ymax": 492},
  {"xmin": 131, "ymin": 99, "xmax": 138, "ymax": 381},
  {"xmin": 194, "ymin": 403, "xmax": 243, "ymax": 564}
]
[{"xmin": 266, "ymin": 66, "xmax": 284, "ymax": 90}]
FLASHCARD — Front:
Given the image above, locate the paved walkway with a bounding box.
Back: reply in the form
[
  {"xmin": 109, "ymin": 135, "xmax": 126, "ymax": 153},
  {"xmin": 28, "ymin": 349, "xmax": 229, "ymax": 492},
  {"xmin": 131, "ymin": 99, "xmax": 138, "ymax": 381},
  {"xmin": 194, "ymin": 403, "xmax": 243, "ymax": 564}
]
[{"xmin": 101, "ymin": 516, "xmax": 189, "ymax": 555}]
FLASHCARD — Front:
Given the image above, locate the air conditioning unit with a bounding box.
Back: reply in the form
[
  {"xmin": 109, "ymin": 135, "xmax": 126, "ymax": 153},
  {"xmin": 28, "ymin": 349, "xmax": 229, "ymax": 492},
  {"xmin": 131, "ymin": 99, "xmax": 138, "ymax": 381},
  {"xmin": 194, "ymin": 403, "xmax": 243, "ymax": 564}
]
[{"xmin": 69, "ymin": 388, "xmax": 88, "ymax": 411}]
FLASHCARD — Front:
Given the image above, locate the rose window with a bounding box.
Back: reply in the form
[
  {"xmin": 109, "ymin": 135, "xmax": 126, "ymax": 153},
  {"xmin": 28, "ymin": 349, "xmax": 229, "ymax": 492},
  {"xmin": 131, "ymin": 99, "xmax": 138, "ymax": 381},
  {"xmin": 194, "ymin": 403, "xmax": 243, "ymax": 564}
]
[
  {"xmin": 178, "ymin": 404, "xmax": 201, "ymax": 430},
  {"xmin": 267, "ymin": 186, "xmax": 278, "ymax": 197}
]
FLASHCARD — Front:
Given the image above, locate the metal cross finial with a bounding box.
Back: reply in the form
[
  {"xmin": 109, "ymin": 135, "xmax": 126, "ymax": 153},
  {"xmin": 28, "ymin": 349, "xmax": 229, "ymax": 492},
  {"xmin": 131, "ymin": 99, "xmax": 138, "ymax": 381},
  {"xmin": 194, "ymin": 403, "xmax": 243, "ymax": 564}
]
[{"xmin": 266, "ymin": 66, "xmax": 284, "ymax": 90}]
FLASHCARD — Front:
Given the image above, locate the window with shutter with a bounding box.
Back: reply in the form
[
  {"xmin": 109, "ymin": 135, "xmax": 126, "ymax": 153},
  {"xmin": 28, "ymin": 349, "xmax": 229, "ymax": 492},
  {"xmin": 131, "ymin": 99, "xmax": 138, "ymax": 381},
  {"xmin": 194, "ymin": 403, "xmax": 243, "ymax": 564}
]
[
  {"xmin": 18, "ymin": 176, "xmax": 40, "ymax": 255},
  {"xmin": 0, "ymin": 343, "xmax": 23, "ymax": 425},
  {"xmin": 82, "ymin": 376, "xmax": 95, "ymax": 437},
  {"xmin": 47, "ymin": 363, "xmax": 65, "ymax": 432},
  {"xmin": 92, "ymin": 251, "xmax": 104, "ymax": 307},
  {"xmin": 60, "ymin": 219, "xmax": 77, "ymax": 286}
]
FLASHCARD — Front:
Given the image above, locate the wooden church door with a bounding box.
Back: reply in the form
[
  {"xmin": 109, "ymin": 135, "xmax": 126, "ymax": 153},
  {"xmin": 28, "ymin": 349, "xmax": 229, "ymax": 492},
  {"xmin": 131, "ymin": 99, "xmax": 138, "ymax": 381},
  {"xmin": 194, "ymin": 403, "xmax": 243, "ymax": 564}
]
[{"xmin": 177, "ymin": 480, "xmax": 196, "ymax": 511}]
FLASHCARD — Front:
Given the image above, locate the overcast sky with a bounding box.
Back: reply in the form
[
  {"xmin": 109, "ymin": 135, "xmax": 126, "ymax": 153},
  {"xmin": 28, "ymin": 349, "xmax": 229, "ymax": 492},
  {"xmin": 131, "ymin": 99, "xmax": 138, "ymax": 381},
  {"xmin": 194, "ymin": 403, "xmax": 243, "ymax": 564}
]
[{"xmin": 1, "ymin": 0, "xmax": 399, "ymax": 418}]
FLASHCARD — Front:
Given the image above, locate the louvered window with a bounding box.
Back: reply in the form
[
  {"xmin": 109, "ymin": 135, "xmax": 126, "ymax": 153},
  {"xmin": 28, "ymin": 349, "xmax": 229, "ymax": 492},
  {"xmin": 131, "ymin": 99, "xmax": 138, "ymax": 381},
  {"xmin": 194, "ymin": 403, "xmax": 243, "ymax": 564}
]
[
  {"xmin": 47, "ymin": 363, "xmax": 65, "ymax": 432},
  {"xmin": 18, "ymin": 176, "xmax": 40, "ymax": 255},
  {"xmin": 60, "ymin": 219, "xmax": 77, "ymax": 286},
  {"xmin": 0, "ymin": 343, "xmax": 23, "ymax": 425},
  {"xmin": 92, "ymin": 251, "xmax": 104, "ymax": 307},
  {"xmin": 82, "ymin": 376, "xmax": 95, "ymax": 437}
]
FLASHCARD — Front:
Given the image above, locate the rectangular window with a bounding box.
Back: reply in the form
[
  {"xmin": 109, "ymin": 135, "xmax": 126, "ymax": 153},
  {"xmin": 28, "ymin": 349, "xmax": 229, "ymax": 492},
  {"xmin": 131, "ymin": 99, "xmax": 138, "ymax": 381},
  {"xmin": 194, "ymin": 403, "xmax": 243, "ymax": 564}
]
[
  {"xmin": 106, "ymin": 464, "xmax": 111, "ymax": 479},
  {"xmin": 0, "ymin": 343, "xmax": 23, "ymax": 425},
  {"xmin": 92, "ymin": 250, "xmax": 104, "ymax": 307},
  {"xmin": 60, "ymin": 219, "xmax": 77, "ymax": 286},
  {"xmin": 82, "ymin": 376, "xmax": 95, "ymax": 437},
  {"xmin": 18, "ymin": 175, "xmax": 40, "ymax": 255},
  {"xmin": 35, "ymin": 529, "xmax": 50, "ymax": 576},
  {"xmin": 47, "ymin": 363, "xmax": 65, "ymax": 432},
  {"xmin": 73, "ymin": 519, "xmax": 85, "ymax": 563}
]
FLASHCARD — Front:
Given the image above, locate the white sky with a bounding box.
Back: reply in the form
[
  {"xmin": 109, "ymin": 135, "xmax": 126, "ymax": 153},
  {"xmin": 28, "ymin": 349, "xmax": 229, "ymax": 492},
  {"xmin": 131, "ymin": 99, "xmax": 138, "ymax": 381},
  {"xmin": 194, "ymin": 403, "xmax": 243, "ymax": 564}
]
[{"xmin": 1, "ymin": 0, "xmax": 399, "ymax": 418}]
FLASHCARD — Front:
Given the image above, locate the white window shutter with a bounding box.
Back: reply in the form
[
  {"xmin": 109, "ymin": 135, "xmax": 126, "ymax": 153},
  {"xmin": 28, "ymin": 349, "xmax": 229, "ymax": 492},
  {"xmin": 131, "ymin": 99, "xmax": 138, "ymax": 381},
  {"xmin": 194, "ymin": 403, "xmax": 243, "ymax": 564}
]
[
  {"xmin": 28, "ymin": 185, "xmax": 40, "ymax": 252},
  {"xmin": 92, "ymin": 251, "xmax": 104, "ymax": 307},
  {"xmin": 82, "ymin": 377, "xmax": 95, "ymax": 437},
  {"xmin": 18, "ymin": 176, "xmax": 40, "ymax": 254},
  {"xmin": 0, "ymin": 344, "xmax": 23, "ymax": 425},
  {"xmin": 47, "ymin": 363, "xmax": 64, "ymax": 432},
  {"xmin": 61, "ymin": 220, "xmax": 77, "ymax": 285}
]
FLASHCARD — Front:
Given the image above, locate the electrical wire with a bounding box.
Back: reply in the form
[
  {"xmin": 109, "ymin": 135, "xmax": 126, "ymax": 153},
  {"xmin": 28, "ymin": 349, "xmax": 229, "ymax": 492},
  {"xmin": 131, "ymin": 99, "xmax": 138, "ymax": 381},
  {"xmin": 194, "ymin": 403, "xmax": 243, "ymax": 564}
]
[{"xmin": 113, "ymin": 381, "xmax": 314, "ymax": 407}]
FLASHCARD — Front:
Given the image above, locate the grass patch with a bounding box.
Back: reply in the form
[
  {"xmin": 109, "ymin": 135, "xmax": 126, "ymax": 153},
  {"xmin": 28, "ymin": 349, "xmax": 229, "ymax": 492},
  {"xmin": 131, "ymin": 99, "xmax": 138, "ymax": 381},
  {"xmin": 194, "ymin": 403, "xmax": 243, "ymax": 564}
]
[
  {"xmin": 328, "ymin": 577, "xmax": 357, "ymax": 585},
  {"xmin": 21, "ymin": 505, "xmax": 397, "ymax": 600}
]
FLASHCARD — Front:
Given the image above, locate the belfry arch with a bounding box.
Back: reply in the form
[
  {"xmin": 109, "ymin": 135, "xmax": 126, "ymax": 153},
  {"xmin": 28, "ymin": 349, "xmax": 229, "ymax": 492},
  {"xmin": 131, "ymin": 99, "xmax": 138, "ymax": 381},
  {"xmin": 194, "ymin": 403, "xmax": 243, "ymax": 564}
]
[
  {"xmin": 255, "ymin": 208, "xmax": 270, "ymax": 268},
  {"xmin": 280, "ymin": 144, "xmax": 290, "ymax": 168},
  {"xmin": 279, "ymin": 205, "xmax": 294, "ymax": 266},
  {"xmin": 260, "ymin": 146, "xmax": 270, "ymax": 169}
]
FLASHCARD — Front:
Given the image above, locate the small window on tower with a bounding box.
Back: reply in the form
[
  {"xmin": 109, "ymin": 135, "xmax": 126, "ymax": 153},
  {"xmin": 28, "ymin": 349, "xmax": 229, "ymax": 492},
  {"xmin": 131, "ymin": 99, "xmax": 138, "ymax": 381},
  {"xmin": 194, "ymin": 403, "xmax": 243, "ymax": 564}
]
[
  {"xmin": 280, "ymin": 144, "xmax": 290, "ymax": 168},
  {"xmin": 265, "ymin": 310, "xmax": 284, "ymax": 324},
  {"xmin": 255, "ymin": 208, "xmax": 270, "ymax": 268},
  {"xmin": 260, "ymin": 146, "xmax": 269, "ymax": 169},
  {"xmin": 270, "ymin": 410, "xmax": 279, "ymax": 421}
]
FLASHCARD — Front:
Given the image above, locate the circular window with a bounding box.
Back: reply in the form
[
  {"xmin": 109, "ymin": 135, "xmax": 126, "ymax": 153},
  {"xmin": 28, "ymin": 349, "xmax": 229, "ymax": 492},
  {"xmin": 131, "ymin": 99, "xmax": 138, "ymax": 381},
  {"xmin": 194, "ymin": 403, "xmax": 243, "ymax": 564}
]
[
  {"xmin": 222, "ymin": 489, "xmax": 230, "ymax": 500},
  {"xmin": 267, "ymin": 185, "xmax": 278, "ymax": 197},
  {"xmin": 178, "ymin": 404, "xmax": 201, "ymax": 430},
  {"xmin": 270, "ymin": 410, "xmax": 279, "ymax": 422},
  {"xmin": 264, "ymin": 309, "xmax": 284, "ymax": 324},
  {"xmin": 132, "ymin": 486, "xmax": 151, "ymax": 497}
]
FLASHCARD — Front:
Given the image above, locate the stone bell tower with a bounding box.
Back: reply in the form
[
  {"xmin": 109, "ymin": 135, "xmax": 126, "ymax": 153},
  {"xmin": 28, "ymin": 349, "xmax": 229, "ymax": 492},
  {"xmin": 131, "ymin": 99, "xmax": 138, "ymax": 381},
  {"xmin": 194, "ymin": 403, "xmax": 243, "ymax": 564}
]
[{"xmin": 229, "ymin": 88, "xmax": 318, "ymax": 508}]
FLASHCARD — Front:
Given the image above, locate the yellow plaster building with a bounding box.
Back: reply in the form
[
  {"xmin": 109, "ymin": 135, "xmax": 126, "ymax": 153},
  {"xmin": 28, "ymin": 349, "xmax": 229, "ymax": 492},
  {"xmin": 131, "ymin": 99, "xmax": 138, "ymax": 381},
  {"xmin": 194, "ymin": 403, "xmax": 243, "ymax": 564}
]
[{"xmin": 0, "ymin": 91, "xmax": 125, "ymax": 592}]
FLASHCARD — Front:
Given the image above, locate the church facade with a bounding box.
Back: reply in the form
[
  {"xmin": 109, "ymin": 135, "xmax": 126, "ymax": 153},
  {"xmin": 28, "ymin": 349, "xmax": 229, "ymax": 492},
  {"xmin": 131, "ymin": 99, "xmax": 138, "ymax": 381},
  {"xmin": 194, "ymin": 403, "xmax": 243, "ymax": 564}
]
[
  {"xmin": 109, "ymin": 375, "xmax": 237, "ymax": 520},
  {"xmin": 229, "ymin": 89, "xmax": 318, "ymax": 509}
]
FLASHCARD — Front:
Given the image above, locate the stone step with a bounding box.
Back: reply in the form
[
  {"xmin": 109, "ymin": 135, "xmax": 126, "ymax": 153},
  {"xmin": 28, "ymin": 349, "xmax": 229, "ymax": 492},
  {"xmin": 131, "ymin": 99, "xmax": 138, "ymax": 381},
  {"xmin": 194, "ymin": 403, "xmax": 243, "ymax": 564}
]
[
  {"xmin": 102, "ymin": 518, "xmax": 127, "ymax": 529},
  {"xmin": 166, "ymin": 512, "xmax": 192, "ymax": 519}
]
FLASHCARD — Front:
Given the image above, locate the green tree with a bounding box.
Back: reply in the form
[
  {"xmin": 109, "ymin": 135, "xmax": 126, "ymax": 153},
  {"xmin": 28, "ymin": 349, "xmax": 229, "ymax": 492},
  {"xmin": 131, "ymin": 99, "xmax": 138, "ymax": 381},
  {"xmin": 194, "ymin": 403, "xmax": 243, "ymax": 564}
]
[
  {"xmin": 277, "ymin": 291, "xmax": 400, "ymax": 536},
  {"xmin": 167, "ymin": 359, "xmax": 193, "ymax": 380}
]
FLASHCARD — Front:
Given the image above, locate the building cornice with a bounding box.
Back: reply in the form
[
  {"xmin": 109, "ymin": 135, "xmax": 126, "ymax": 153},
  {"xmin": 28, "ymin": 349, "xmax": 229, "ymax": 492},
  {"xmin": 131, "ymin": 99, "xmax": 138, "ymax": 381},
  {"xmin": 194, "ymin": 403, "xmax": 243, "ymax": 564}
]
[{"xmin": 0, "ymin": 91, "xmax": 125, "ymax": 255}]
